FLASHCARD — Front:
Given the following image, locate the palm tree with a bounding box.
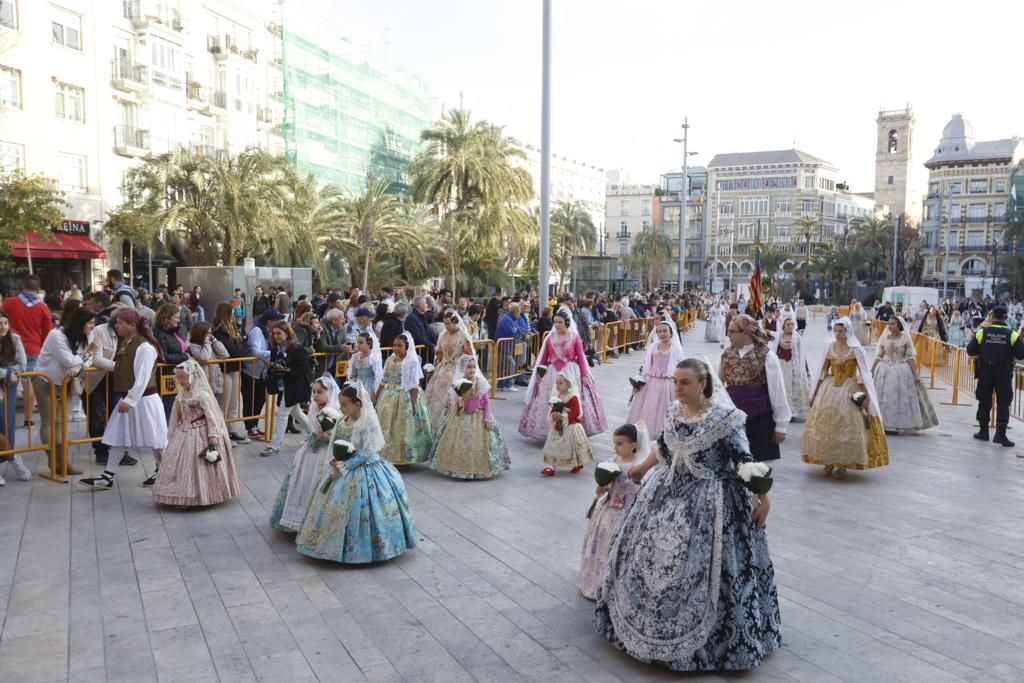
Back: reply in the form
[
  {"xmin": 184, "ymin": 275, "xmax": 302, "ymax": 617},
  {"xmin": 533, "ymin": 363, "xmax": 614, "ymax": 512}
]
[
  {"xmin": 272, "ymin": 167, "xmax": 344, "ymax": 282},
  {"xmin": 631, "ymin": 226, "xmax": 674, "ymax": 291},
  {"xmin": 551, "ymin": 200, "xmax": 597, "ymax": 290},
  {"xmin": 793, "ymin": 215, "xmax": 820, "ymax": 263},
  {"xmin": 853, "ymin": 216, "xmax": 891, "ymax": 283},
  {"xmin": 756, "ymin": 245, "xmax": 789, "ymax": 296}
]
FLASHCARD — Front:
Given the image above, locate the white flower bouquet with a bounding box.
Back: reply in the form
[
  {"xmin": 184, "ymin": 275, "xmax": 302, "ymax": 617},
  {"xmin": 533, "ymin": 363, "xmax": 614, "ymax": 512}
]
[
  {"xmin": 735, "ymin": 461, "xmax": 773, "ymax": 495},
  {"xmin": 586, "ymin": 461, "xmax": 623, "ymax": 518},
  {"xmin": 423, "ymin": 363, "xmax": 435, "ymax": 375},
  {"xmin": 318, "ymin": 406, "xmax": 341, "ymax": 432},
  {"xmin": 850, "ymin": 391, "xmax": 870, "ymax": 429},
  {"xmin": 320, "ymin": 439, "xmax": 357, "ymax": 493},
  {"xmin": 201, "ymin": 446, "xmax": 222, "ymax": 464},
  {"xmin": 452, "ymin": 378, "xmax": 475, "ymax": 397}
]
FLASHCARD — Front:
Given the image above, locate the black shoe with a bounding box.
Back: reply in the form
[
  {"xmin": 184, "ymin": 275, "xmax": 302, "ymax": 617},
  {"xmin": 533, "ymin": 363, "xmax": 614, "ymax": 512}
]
[
  {"xmin": 142, "ymin": 470, "xmax": 158, "ymax": 487},
  {"xmin": 993, "ymin": 429, "xmax": 1014, "ymax": 447},
  {"xmin": 286, "ymin": 425, "xmax": 301, "ymax": 434},
  {"xmin": 973, "ymin": 426, "xmax": 990, "ymax": 442},
  {"xmin": 80, "ymin": 471, "xmax": 114, "ymax": 490},
  {"xmin": 119, "ymin": 454, "xmax": 138, "ymax": 466}
]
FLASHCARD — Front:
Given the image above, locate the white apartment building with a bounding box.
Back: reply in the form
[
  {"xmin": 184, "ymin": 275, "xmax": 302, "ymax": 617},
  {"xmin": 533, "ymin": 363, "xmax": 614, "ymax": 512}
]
[
  {"xmin": 0, "ymin": 0, "xmax": 280, "ymax": 292},
  {"xmin": 707, "ymin": 149, "xmax": 875, "ymax": 290},
  {"xmin": 516, "ymin": 144, "xmax": 607, "ymax": 250},
  {"xmin": 605, "ymin": 177, "xmax": 656, "ymax": 259}
]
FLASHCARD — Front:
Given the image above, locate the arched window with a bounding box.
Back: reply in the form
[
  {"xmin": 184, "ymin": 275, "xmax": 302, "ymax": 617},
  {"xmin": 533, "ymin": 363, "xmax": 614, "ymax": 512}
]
[
  {"xmin": 888, "ymin": 129, "xmax": 898, "ymax": 153},
  {"xmin": 961, "ymin": 258, "xmax": 986, "ymax": 276}
]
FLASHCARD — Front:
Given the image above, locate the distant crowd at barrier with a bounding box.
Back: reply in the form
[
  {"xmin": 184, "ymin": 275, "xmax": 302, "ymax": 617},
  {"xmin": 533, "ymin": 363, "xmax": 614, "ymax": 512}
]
[{"xmin": 0, "ymin": 268, "xmax": 700, "ymax": 485}]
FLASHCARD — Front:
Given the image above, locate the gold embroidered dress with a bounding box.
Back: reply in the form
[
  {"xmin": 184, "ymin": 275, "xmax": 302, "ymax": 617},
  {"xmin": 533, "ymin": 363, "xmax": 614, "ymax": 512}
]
[{"xmin": 801, "ymin": 348, "xmax": 889, "ymax": 469}]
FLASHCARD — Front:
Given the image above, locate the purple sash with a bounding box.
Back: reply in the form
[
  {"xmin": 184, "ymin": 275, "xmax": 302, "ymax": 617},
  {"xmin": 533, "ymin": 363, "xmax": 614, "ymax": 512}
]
[{"xmin": 726, "ymin": 384, "xmax": 771, "ymax": 418}]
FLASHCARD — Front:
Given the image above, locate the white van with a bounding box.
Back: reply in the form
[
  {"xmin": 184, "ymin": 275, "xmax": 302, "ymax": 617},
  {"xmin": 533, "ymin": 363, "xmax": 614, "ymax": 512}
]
[{"xmin": 881, "ymin": 287, "xmax": 940, "ymax": 314}]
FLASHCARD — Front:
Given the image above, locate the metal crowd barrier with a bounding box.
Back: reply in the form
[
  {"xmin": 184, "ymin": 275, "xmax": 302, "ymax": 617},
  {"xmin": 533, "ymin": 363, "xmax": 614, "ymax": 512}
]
[{"xmin": 0, "ymin": 372, "xmax": 59, "ymax": 481}]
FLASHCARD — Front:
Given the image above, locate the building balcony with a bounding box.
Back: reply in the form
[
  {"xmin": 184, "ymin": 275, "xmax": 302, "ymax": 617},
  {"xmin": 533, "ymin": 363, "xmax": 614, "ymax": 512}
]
[
  {"xmin": 211, "ymin": 91, "xmax": 227, "ymax": 110},
  {"xmin": 113, "ymin": 126, "xmax": 150, "ymax": 157},
  {"xmin": 123, "ymin": 2, "xmax": 184, "ymax": 32},
  {"xmin": 111, "ymin": 59, "xmax": 147, "ymax": 92},
  {"xmin": 616, "ymin": 231, "xmax": 631, "ymax": 239},
  {"xmin": 207, "ymin": 36, "xmax": 258, "ymax": 63},
  {"xmin": 257, "ymin": 107, "xmax": 275, "ymax": 126}
]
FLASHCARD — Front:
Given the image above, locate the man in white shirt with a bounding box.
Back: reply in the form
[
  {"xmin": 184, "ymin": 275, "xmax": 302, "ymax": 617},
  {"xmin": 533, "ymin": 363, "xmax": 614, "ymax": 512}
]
[
  {"xmin": 85, "ymin": 303, "xmax": 136, "ymax": 466},
  {"xmin": 719, "ymin": 314, "xmax": 791, "ymax": 461}
]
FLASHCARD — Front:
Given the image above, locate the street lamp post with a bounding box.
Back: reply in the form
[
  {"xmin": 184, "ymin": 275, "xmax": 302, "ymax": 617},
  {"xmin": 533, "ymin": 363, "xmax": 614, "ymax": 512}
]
[
  {"xmin": 673, "ymin": 120, "xmax": 697, "ymax": 293},
  {"xmin": 712, "ymin": 185, "xmax": 720, "ymax": 292}
]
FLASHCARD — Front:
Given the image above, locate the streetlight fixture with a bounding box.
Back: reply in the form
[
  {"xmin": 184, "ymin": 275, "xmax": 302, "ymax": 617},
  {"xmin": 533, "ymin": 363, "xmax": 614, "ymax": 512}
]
[{"xmin": 673, "ymin": 121, "xmax": 698, "ymax": 293}]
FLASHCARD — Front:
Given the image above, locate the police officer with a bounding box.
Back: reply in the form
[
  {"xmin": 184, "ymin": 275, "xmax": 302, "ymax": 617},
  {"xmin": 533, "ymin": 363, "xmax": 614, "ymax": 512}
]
[{"xmin": 966, "ymin": 305, "xmax": 1024, "ymax": 446}]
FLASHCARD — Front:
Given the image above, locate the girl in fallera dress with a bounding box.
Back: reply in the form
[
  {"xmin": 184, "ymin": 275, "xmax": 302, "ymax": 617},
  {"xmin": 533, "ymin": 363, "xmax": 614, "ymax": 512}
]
[
  {"xmin": 270, "ymin": 375, "xmax": 341, "ymax": 532},
  {"xmin": 801, "ymin": 318, "xmax": 889, "ymax": 478},
  {"xmin": 296, "ymin": 382, "xmax": 417, "ymax": 564},
  {"xmin": 768, "ymin": 317, "xmax": 811, "ymax": 420},
  {"xmin": 871, "ymin": 317, "xmax": 938, "ymax": 434},
  {"xmin": 520, "ymin": 311, "xmax": 607, "ymax": 439},
  {"xmin": 347, "ymin": 332, "xmax": 383, "ymax": 396},
  {"xmin": 429, "ymin": 354, "xmax": 510, "ymax": 480},
  {"xmin": 151, "ymin": 360, "xmax": 241, "ymax": 507},
  {"xmin": 947, "ymin": 310, "xmax": 967, "ymax": 347},
  {"xmin": 704, "ymin": 302, "xmax": 724, "ymax": 343},
  {"xmin": 626, "ymin": 315, "xmax": 685, "ymax": 440},
  {"xmin": 541, "ymin": 364, "xmax": 593, "ymax": 477},
  {"xmin": 375, "ymin": 332, "xmax": 433, "ymax": 465},
  {"xmin": 850, "ymin": 302, "xmax": 871, "ymax": 346},
  {"xmin": 578, "ymin": 422, "xmax": 643, "ymax": 600},
  {"xmin": 423, "ymin": 311, "xmax": 472, "ymax": 427}
]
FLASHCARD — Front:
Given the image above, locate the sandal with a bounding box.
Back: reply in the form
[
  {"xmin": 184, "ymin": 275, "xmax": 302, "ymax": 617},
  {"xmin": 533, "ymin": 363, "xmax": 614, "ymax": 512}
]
[
  {"xmin": 570, "ymin": 466, "xmax": 583, "ymax": 474},
  {"xmin": 540, "ymin": 467, "xmax": 555, "ymax": 477}
]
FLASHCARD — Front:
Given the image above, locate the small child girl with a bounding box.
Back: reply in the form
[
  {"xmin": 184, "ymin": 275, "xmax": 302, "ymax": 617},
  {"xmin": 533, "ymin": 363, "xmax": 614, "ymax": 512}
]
[
  {"xmin": 348, "ymin": 332, "xmax": 382, "ymax": 396},
  {"xmin": 578, "ymin": 422, "xmax": 645, "ymax": 599},
  {"xmin": 270, "ymin": 375, "xmax": 341, "ymax": 532},
  {"xmin": 375, "ymin": 332, "xmax": 432, "ymax": 465},
  {"xmin": 296, "ymin": 382, "xmax": 417, "ymax": 563},
  {"xmin": 541, "ymin": 364, "xmax": 593, "ymax": 477},
  {"xmin": 429, "ymin": 354, "xmax": 510, "ymax": 480},
  {"xmin": 151, "ymin": 360, "xmax": 241, "ymax": 507}
]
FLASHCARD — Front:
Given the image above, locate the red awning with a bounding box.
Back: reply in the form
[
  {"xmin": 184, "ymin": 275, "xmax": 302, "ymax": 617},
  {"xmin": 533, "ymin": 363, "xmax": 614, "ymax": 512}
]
[{"xmin": 8, "ymin": 231, "xmax": 107, "ymax": 260}]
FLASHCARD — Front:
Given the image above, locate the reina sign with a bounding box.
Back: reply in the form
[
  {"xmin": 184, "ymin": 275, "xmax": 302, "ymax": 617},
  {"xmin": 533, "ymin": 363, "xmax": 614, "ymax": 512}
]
[{"xmin": 55, "ymin": 220, "xmax": 90, "ymax": 235}]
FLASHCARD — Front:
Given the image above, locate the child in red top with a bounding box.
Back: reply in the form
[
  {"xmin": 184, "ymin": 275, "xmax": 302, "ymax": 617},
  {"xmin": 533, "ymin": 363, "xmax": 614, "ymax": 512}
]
[{"xmin": 541, "ymin": 364, "xmax": 593, "ymax": 476}]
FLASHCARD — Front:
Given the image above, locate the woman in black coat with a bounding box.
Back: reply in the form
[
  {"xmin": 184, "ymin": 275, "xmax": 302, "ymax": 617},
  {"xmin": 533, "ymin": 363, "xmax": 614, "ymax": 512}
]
[
  {"xmin": 260, "ymin": 320, "xmax": 311, "ymax": 456},
  {"xmin": 154, "ymin": 303, "xmax": 190, "ymax": 419},
  {"xmin": 379, "ymin": 307, "xmax": 405, "ymax": 350}
]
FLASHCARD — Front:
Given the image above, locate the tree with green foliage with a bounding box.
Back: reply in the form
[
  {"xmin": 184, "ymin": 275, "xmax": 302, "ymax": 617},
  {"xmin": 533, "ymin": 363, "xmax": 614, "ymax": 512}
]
[
  {"xmin": 630, "ymin": 226, "xmax": 674, "ymax": 291},
  {"xmin": 551, "ymin": 200, "xmax": 597, "ymax": 290},
  {"xmin": 0, "ymin": 171, "xmax": 69, "ymax": 273}
]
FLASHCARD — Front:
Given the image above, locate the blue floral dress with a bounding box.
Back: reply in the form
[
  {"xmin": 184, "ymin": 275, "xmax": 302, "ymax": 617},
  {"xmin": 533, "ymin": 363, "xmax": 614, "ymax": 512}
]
[
  {"xmin": 348, "ymin": 353, "xmax": 380, "ymax": 395},
  {"xmin": 595, "ymin": 402, "xmax": 781, "ymax": 671},
  {"xmin": 295, "ymin": 419, "xmax": 417, "ymax": 563}
]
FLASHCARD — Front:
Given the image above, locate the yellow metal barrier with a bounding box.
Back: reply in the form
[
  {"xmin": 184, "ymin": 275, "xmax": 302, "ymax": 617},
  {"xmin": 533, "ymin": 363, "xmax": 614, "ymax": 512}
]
[{"xmin": 2, "ymin": 372, "xmax": 59, "ymax": 482}]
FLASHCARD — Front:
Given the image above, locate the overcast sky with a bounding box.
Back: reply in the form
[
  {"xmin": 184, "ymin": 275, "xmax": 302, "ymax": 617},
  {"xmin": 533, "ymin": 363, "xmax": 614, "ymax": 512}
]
[{"xmin": 303, "ymin": 0, "xmax": 1023, "ymax": 191}]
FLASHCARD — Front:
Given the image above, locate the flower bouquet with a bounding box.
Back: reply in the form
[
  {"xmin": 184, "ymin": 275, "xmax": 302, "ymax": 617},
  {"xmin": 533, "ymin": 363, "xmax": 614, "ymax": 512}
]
[
  {"xmin": 318, "ymin": 406, "xmax": 341, "ymax": 433},
  {"xmin": 536, "ymin": 365, "xmax": 548, "ymax": 378},
  {"xmin": 628, "ymin": 368, "xmax": 646, "ymax": 405},
  {"xmin": 320, "ymin": 439, "xmax": 356, "ymax": 493},
  {"xmin": 586, "ymin": 461, "xmax": 623, "ymax": 518},
  {"xmin": 550, "ymin": 400, "xmax": 566, "ymax": 435},
  {"xmin": 850, "ymin": 391, "xmax": 870, "ymax": 429},
  {"xmin": 423, "ymin": 363, "xmax": 435, "ymax": 377},
  {"xmin": 735, "ymin": 462, "xmax": 773, "ymax": 495},
  {"xmin": 201, "ymin": 445, "xmax": 222, "ymax": 464},
  {"xmin": 453, "ymin": 378, "xmax": 474, "ymax": 397}
]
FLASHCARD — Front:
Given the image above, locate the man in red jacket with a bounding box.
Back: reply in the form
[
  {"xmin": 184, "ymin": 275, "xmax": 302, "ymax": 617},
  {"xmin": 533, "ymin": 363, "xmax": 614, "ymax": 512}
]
[{"xmin": 2, "ymin": 274, "xmax": 52, "ymax": 425}]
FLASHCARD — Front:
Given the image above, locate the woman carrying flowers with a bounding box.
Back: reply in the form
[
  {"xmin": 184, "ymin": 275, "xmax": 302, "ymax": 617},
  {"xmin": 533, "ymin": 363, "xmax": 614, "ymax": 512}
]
[
  {"xmin": 270, "ymin": 375, "xmax": 341, "ymax": 532},
  {"xmin": 423, "ymin": 311, "xmax": 473, "ymax": 427},
  {"xmin": 801, "ymin": 317, "xmax": 889, "ymax": 478},
  {"xmin": 595, "ymin": 358, "xmax": 781, "ymax": 671},
  {"xmin": 151, "ymin": 359, "xmax": 240, "ymax": 507},
  {"xmin": 374, "ymin": 332, "xmax": 432, "ymax": 465},
  {"xmin": 296, "ymin": 382, "xmax": 416, "ymax": 564},
  {"xmin": 626, "ymin": 314, "xmax": 685, "ymax": 440},
  {"xmin": 429, "ymin": 354, "xmax": 509, "ymax": 480}
]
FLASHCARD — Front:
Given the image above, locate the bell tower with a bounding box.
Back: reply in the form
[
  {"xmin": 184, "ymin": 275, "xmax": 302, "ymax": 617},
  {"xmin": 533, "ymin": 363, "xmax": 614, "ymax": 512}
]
[{"xmin": 874, "ymin": 106, "xmax": 920, "ymax": 221}]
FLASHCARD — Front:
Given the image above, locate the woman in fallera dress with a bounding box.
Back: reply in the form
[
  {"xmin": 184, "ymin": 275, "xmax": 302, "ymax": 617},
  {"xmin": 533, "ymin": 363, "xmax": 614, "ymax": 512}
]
[
  {"xmin": 375, "ymin": 332, "xmax": 432, "ymax": 465},
  {"xmin": 347, "ymin": 332, "xmax": 383, "ymax": 396},
  {"xmin": 704, "ymin": 302, "xmax": 724, "ymax": 343},
  {"xmin": 270, "ymin": 375, "xmax": 340, "ymax": 532},
  {"xmin": 916, "ymin": 306, "xmax": 947, "ymax": 342},
  {"xmin": 296, "ymin": 382, "xmax": 416, "ymax": 564},
  {"xmin": 947, "ymin": 310, "xmax": 967, "ymax": 347},
  {"xmin": 423, "ymin": 311, "xmax": 473, "ymax": 427},
  {"xmin": 626, "ymin": 314, "xmax": 685, "ymax": 440},
  {"xmin": 768, "ymin": 317, "xmax": 811, "ymax": 420},
  {"xmin": 595, "ymin": 358, "xmax": 781, "ymax": 671},
  {"xmin": 429, "ymin": 354, "xmax": 509, "ymax": 480},
  {"xmin": 519, "ymin": 311, "xmax": 607, "ymax": 439},
  {"xmin": 151, "ymin": 360, "xmax": 241, "ymax": 507},
  {"xmin": 801, "ymin": 318, "xmax": 889, "ymax": 478},
  {"xmin": 850, "ymin": 302, "xmax": 871, "ymax": 346},
  {"xmin": 871, "ymin": 317, "xmax": 938, "ymax": 434}
]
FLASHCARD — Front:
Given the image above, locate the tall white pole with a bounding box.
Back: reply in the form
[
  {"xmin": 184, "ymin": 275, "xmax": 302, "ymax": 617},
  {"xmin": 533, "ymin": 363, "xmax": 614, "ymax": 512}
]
[
  {"xmin": 538, "ymin": 0, "xmax": 552, "ymax": 300},
  {"xmin": 712, "ymin": 186, "xmax": 720, "ymax": 291},
  {"xmin": 679, "ymin": 118, "xmax": 689, "ymax": 292}
]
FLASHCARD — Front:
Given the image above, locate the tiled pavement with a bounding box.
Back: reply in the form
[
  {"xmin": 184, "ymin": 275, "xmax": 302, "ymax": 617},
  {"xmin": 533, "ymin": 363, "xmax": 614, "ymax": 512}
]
[{"xmin": 2, "ymin": 320, "xmax": 1024, "ymax": 682}]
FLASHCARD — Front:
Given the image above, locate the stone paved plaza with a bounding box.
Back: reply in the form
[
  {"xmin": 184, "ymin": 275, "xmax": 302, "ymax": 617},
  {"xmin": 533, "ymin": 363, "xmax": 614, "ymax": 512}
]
[{"xmin": 2, "ymin": 320, "xmax": 1024, "ymax": 682}]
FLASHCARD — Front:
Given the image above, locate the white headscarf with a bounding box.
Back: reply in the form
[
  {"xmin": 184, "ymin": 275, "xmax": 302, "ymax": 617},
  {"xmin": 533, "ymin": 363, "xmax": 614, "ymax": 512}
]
[
  {"xmin": 549, "ymin": 362, "xmax": 581, "ymax": 404},
  {"xmin": 343, "ymin": 381, "xmax": 386, "ymax": 455},
  {"xmin": 523, "ymin": 316, "xmax": 582, "ymax": 405},
  {"xmin": 780, "ymin": 303, "xmax": 796, "ymax": 324},
  {"xmin": 168, "ymin": 360, "xmax": 233, "ymax": 498},
  {"xmin": 453, "ymin": 353, "xmax": 490, "ymax": 397},
  {"xmin": 769, "ymin": 318, "xmax": 809, "ymax": 375},
  {"xmin": 352, "ymin": 331, "xmax": 383, "ymax": 390},
  {"xmin": 555, "ymin": 304, "xmax": 579, "ymax": 335},
  {"xmin": 397, "ymin": 331, "xmax": 423, "ymax": 392},
  {"xmin": 643, "ymin": 314, "xmax": 686, "ymax": 377},
  {"xmin": 818, "ymin": 317, "xmax": 881, "ymax": 421},
  {"xmin": 303, "ymin": 374, "xmax": 341, "ymax": 432}
]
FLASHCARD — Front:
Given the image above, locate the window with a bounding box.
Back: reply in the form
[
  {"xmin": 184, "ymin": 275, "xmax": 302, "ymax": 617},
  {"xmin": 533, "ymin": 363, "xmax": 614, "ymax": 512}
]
[
  {"xmin": 775, "ymin": 224, "xmax": 789, "ymax": 239},
  {"xmin": 970, "ymin": 179, "xmax": 988, "ymax": 194},
  {"xmin": 804, "ymin": 176, "xmax": 814, "ymax": 189},
  {"xmin": 887, "ymin": 175, "xmax": 894, "ymax": 186},
  {"xmin": 945, "ymin": 258, "xmax": 956, "ymax": 275},
  {"xmin": 994, "ymin": 203, "xmax": 1006, "ymax": 219},
  {"xmin": 929, "ymin": 181, "xmax": 940, "ymax": 195},
  {"xmin": 925, "ymin": 204, "xmax": 935, "ymax": 220},
  {"xmin": 619, "ymin": 242, "xmax": 628, "ymax": 256},
  {"xmin": 150, "ymin": 37, "xmax": 182, "ymax": 90},
  {"xmin": 949, "ymin": 180, "xmax": 962, "ymax": 195},
  {"xmin": 641, "ymin": 199, "xmax": 651, "ymax": 216},
  {"xmin": 0, "ymin": 65, "xmax": 21, "ymax": 108},
  {"xmin": 739, "ymin": 196, "xmax": 768, "ymax": 216},
  {"xmin": 51, "ymin": 7, "xmax": 82, "ymax": 50},
  {"xmin": 950, "ymin": 203, "xmax": 960, "ymax": 220},
  {"xmin": 966, "ymin": 231, "xmax": 985, "ymax": 248},
  {"xmin": 55, "ymin": 82, "xmax": 85, "ymax": 122},
  {"xmin": 888, "ymin": 129, "xmax": 898, "ymax": 153},
  {"xmin": 802, "ymin": 199, "xmax": 814, "ymax": 215},
  {"xmin": 968, "ymin": 203, "xmax": 986, "ymax": 222},
  {"xmin": 995, "ymin": 180, "xmax": 1007, "ymax": 193},
  {"xmin": 777, "ymin": 200, "xmax": 790, "ymax": 215},
  {"xmin": 641, "ymin": 220, "xmax": 651, "ymax": 231},
  {"xmin": 58, "ymin": 152, "xmax": 86, "ymax": 192},
  {"xmin": 822, "ymin": 200, "xmax": 835, "ymax": 217},
  {"xmin": 925, "ymin": 259, "xmax": 935, "ymax": 275},
  {"xmin": 1, "ymin": 0, "xmax": 17, "ymax": 29},
  {"xmin": 0, "ymin": 141, "xmax": 24, "ymax": 172}
]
